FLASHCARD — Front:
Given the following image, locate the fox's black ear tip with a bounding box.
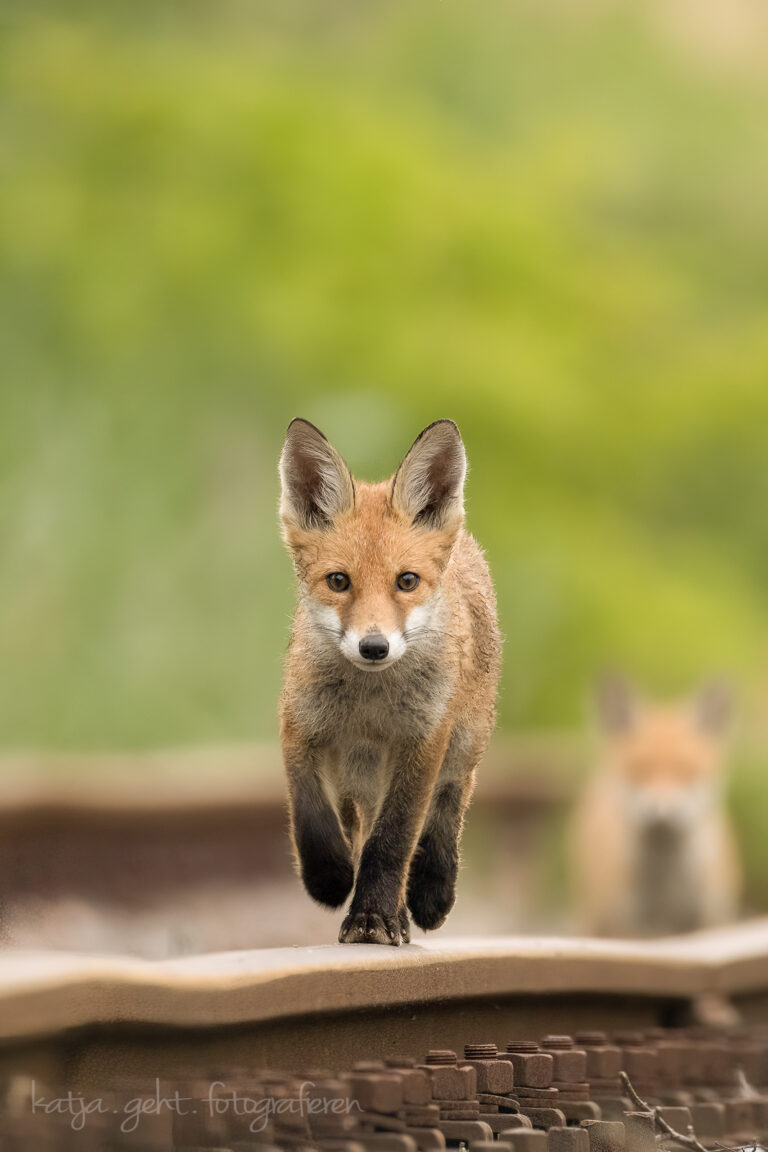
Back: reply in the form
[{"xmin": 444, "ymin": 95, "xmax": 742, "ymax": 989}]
[
  {"xmin": 285, "ymin": 417, "xmax": 327, "ymax": 440},
  {"xmin": 417, "ymin": 418, "xmax": 463, "ymax": 442}
]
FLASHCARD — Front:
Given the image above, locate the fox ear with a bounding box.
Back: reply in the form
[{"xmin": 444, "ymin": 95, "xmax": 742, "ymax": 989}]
[
  {"xmin": 594, "ymin": 673, "xmax": 638, "ymax": 736},
  {"xmin": 694, "ymin": 680, "xmax": 733, "ymax": 737},
  {"xmin": 391, "ymin": 419, "xmax": 466, "ymax": 529},
  {"xmin": 279, "ymin": 419, "xmax": 354, "ymax": 531}
]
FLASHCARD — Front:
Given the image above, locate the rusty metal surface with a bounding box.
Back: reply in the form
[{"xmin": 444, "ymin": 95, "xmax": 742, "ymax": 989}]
[
  {"xmin": 2, "ymin": 1015, "xmax": 768, "ymax": 1147},
  {"xmin": 0, "ymin": 921, "xmax": 767, "ymax": 1043}
]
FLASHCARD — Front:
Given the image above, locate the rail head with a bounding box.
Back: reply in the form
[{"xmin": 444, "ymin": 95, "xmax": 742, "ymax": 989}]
[{"xmin": 0, "ymin": 919, "xmax": 767, "ymax": 1045}]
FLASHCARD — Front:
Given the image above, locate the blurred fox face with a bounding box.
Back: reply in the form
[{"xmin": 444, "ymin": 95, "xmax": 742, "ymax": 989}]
[
  {"xmin": 295, "ymin": 485, "xmax": 454, "ymax": 671},
  {"xmin": 609, "ymin": 710, "xmax": 722, "ymax": 831},
  {"xmin": 596, "ymin": 679, "xmax": 732, "ymax": 835}
]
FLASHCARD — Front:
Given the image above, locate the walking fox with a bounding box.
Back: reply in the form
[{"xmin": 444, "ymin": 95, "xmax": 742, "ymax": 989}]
[
  {"xmin": 571, "ymin": 677, "xmax": 741, "ymax": 938},
  {"xmin": 278, "ymin": 418, "xmax": 501, "ymax": 945}
]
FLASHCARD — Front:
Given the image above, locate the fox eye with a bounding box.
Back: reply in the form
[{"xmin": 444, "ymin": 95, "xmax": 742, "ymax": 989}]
[
  {"xmin": 397, "ymin": 572, "xmax": 420, "ymax": 592},
  {"xmin": 326, "ymin": 572, "xmax": 350, "ymax": 592}
]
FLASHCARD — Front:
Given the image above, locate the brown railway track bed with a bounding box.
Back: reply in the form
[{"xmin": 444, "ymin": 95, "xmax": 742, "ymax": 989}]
[{"xmin": 1, "ymin": 921, "xmax": 768, "ymax": 1147}]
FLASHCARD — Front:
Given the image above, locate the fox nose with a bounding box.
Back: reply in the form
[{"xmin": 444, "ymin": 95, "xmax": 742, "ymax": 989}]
[{"xmin": 359, "ymin": 633, "xmax": 389, "ymax": 662}]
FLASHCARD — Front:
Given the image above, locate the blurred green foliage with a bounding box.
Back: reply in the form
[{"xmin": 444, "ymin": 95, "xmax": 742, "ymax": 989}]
[{"xmin": 2, "ymin": 0, "xmax": 768, "ymax": 766}]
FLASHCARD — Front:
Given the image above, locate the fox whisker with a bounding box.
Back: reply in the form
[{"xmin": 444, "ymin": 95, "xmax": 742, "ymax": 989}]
[
  {"xmin": 315, "ymin": 624, "xmax": 344, "ymax": 640},
  {"xmin": 404, "ymin": 626, "xmax": 455, "ymax": 642}
]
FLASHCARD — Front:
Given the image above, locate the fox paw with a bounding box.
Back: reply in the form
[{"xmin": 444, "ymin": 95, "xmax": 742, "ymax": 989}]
[
  {"xmin": 302, "ymin": 855, "xmax": 354, "ymax": 910},
  {"xmin": 407, "ymin": 833, "xmax": 458, "ymax": 931},
  {"xmin": 407, "ymin": 880, "xmax": 455, "ymax": 931},
  {"xmin": 338, "ymin": 910, "xmax": 403, "ymax": 946}
]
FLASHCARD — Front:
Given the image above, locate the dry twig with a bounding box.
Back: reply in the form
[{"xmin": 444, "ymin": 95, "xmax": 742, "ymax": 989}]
[{"xmin": 618, "ymin": 1071, "xmax": 758, "ymax": 1152}]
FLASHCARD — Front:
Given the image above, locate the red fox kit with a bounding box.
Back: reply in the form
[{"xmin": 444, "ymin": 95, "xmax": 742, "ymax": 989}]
[
  {"xmin": 571, "ymin": 677, "xmax": 741, "ymax": 938},
  {"xmin": 278, "ymin": 418, "xmax": 501, "ymax": 945}
]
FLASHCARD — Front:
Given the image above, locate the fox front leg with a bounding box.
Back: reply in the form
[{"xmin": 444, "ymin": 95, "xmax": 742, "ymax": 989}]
[
  {"xmin": 407, "ymin": 729, "xmax": 480, "ymax": 931},
  {"xmin": 339, "ymin": 729, "xmax": 449, "ymax": 946},
  {"xmin": 406, "ymin": 777, "xmax": 471, "ymax": 930},
  {"xmin": 284, "ymin": 739, "xmax": 354, "ymax": 910}
]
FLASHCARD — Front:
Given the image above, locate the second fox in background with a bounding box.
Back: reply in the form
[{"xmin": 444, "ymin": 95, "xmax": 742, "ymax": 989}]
[{"xmin": 570, "ymin": 676, "xmax": 741, "ymax": 938}]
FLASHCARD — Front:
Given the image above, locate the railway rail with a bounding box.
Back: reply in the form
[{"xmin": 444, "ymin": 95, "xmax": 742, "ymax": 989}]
[{"xmin": 1, "ymin": 920, "xmax": 768, "ymax": 1148}]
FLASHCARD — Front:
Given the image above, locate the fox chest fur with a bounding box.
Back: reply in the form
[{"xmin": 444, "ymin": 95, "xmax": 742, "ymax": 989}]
[{"xmin": 285, "ymin": 595, "xmax": 457, "ymax": 823}]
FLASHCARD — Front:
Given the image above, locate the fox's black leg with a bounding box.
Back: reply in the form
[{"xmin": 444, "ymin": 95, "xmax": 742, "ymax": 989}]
[
  {"xmin": 407, "ymin": 729, "xmax": 479, "ymax": 931},
  {"xmin": 406, "ymin": 781, "xmax": 465, "ymax": 930},
  {"xmin": 339, "ymin": 728, "xmax": 449, "ymax": 946},
  {"xmin": 284, "ymin": 743, "xmax": 354, "ymax": 910}
]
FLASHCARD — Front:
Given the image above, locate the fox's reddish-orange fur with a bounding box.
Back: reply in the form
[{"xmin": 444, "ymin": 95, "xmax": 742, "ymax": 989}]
[
  {"xmin": 571, "ymin": 678, "xmax": 741, "ymax": 938},
  {"xmin": 278, "ymin": 418, "xmax": 501, "ymax": 945}
]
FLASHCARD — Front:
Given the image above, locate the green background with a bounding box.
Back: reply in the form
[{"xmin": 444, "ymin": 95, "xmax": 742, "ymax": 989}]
[{"xmin": 2, "ymin": 0, "xmax": 768, "ymax": 899}]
